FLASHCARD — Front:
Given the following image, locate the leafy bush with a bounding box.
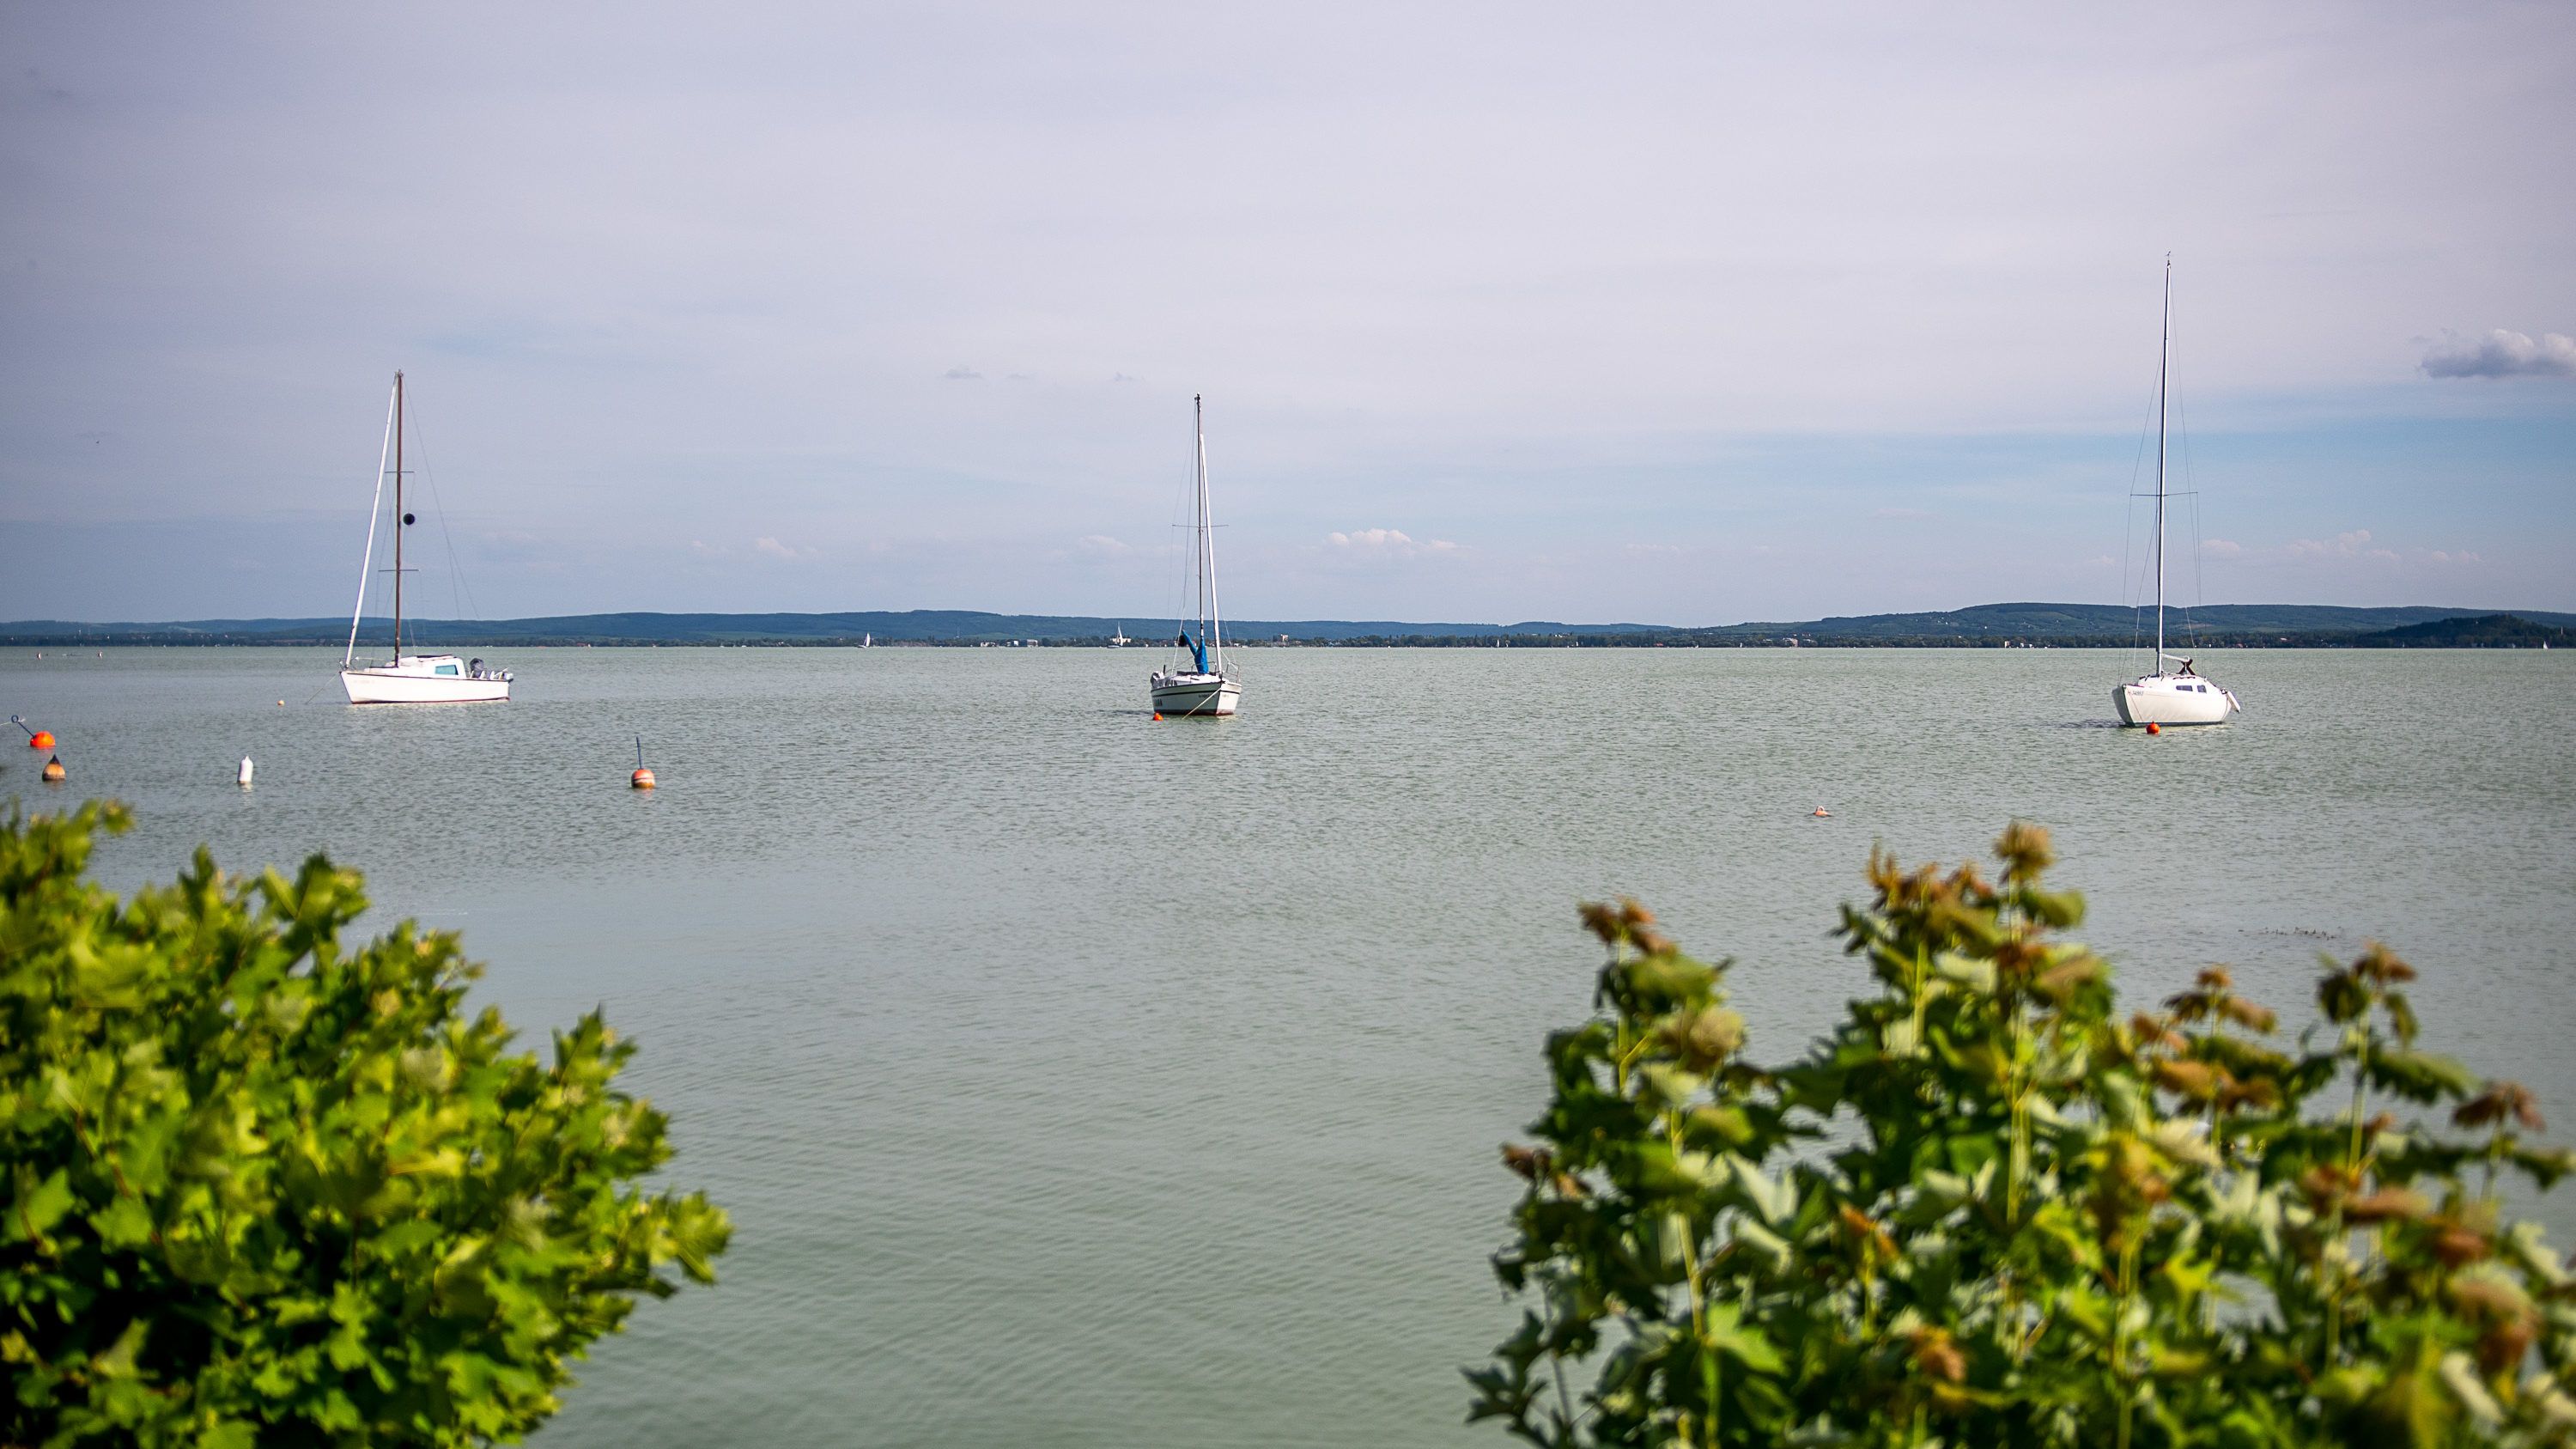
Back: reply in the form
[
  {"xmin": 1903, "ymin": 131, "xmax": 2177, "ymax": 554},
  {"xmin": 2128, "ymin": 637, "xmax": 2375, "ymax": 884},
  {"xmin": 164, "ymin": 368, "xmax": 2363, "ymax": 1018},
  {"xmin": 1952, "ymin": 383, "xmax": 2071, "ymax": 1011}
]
[
  {"xmin": 1473, "ymin": 823, "xmax": 2576, "ymax": 1447},
  {"xmin": 2, "ymin": 802, "xmax": 730, "ymax": 1446}
]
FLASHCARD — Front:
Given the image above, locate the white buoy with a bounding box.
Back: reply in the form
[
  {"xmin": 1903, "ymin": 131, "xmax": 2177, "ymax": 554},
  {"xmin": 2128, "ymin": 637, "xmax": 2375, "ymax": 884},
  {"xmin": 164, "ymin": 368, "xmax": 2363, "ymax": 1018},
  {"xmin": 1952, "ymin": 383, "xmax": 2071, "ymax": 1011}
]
[{"xmin": 237, "ymin": 757, "xmax": 255, "ymax": 787}]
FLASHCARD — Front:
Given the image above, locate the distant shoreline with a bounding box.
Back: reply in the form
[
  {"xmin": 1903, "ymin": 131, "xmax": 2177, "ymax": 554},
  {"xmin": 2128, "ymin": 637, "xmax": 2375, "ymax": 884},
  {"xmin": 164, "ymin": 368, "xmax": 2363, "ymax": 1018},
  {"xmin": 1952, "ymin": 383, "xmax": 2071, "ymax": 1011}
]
[{"xmin": 3, "ymin": 604, "xmax": 2567, "ymax": 650}]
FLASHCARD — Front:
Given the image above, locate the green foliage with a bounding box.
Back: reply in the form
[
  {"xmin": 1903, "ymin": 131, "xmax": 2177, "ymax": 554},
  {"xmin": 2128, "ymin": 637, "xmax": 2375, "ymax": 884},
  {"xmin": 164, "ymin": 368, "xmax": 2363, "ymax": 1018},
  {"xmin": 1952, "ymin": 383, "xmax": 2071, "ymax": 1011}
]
[
  {"xmin": 1, "ymin": 801, "xmax": 730, "ymax": 1446},
  {"xmin": 1473, "ymin": 823, "xmax": 2576, "ymax": 1447}
]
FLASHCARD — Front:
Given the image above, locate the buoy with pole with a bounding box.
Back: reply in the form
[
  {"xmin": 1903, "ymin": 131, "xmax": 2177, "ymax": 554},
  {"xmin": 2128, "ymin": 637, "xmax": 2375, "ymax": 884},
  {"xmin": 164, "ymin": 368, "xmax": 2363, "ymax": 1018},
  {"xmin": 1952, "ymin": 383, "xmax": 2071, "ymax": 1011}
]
[
  {"xmin": 11, "ymin": 715, "xmax": 52, "ymax": 750},
  {"xmin": 630, "ymin": 737, "xmax": 656, "ymax": 790}
]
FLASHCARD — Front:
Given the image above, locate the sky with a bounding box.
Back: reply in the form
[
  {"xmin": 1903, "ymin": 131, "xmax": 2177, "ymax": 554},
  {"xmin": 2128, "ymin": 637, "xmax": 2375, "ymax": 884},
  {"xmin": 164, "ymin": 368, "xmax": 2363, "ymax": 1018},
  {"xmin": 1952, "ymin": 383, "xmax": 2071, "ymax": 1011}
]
[{"xmin": 2, "ymin": 2, "xmax": 2570, "ymax": 626}]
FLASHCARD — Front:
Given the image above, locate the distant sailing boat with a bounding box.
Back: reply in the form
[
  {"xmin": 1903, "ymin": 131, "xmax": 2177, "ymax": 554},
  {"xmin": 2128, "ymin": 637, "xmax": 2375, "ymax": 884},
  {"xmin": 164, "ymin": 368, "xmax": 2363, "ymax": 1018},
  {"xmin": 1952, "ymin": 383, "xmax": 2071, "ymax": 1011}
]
[
  {"xmin": 340, "ymin": 372, "xmax": 512, "ymax": 704},
  {"xmin": 2112, "ymin": 261, "xmax": 2239, "ymax": 728},
  {"xmin": 1149, "ymin": 395, "xmax": 1242, "ymax": 717}
]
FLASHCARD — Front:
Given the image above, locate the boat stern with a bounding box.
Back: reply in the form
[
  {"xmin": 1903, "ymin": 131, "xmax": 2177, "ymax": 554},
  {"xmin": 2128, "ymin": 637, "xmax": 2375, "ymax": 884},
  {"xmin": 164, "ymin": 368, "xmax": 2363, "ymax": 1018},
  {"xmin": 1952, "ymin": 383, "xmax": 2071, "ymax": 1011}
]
[{"xmin": 1150, "ymin": 673, "xmax": 1242, "ymax": 717}]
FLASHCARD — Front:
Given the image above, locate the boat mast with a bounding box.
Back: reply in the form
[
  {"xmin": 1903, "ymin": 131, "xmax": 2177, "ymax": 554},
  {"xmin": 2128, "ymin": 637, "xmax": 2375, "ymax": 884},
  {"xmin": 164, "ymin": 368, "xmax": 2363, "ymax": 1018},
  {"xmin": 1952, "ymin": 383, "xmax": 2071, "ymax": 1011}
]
[
  {"xmin": 1196, "ymin": 393, "xmax": 1224, "ymax": 671},
  {"xmin": 2153, "ymin": 257, "xmax": 2169, "ymax": 671},
  {"xmin": 389, "ymin": 371, "xmax": 404, "ymax": 665},
  {"xmin": 344, "ymin": 378, "xmax": 398, "ymax": 668}
]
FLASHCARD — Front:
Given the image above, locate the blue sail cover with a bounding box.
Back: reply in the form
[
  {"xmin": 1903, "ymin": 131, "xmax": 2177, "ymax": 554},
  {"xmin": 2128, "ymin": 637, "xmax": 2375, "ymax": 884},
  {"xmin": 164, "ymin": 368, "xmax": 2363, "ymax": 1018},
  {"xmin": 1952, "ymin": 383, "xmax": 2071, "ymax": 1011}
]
[{"xmin": 1176, "ymin": 630, "xmax": 1209, "ymax": 674}]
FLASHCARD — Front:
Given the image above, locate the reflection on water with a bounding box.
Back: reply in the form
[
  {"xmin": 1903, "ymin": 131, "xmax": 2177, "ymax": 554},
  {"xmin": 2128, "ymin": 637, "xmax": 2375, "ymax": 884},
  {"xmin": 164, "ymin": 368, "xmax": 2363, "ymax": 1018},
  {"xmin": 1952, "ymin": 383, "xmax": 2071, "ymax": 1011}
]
[{"xmin": 8, "ymin": 645, "xmax": 2573, "ymax": 1446}]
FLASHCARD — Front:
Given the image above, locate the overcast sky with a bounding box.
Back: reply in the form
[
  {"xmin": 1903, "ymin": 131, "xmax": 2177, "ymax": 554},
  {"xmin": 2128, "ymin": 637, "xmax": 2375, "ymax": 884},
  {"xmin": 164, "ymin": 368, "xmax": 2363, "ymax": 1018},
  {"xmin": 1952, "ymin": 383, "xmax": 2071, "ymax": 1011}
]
[{"xmin": 3, "ymin": 2, "xmax": 2569, "ymax": 625}]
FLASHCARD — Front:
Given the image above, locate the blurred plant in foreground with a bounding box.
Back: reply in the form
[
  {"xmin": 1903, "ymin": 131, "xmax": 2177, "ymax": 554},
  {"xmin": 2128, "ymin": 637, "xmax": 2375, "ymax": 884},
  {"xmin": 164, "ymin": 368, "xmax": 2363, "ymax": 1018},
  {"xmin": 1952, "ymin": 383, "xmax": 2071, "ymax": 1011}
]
[
  {"xmin": 3, "ymin": 801, "xmax": 729, "ymax": 1446},
  {"xmin": 1473, "ymin": 823, "xmax": 2576, "ymax": 1448}
]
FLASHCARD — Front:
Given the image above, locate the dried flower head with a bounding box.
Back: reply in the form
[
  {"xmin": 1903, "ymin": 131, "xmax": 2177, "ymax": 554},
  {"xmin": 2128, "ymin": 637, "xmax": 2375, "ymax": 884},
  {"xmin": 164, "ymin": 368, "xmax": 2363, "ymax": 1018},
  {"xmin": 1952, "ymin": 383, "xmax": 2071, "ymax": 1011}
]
[
  {"xmin": 1908, "ymin": 1326, "xmax": 1967, "ymax": 1384},
  {"xmin": 2354, "ymin": 941, "xmax": 2416, "ymax": 985},
  {"xmin": 2129, "ymin": 1012, "xmax": 2187, "ymax": 1054},
  {"xmin": 2342, "ymin": 1187, "xmax": 2433, "ymax": 1225},
  {"xmin": 2455, "ymin": 1081, "xmax": 2545, "ymax": 1134},
  {"xmin": 1577, "ymin": 901, "xmax": 1624, "ymax": 947},
  {"xmin": 2152, "ymin": 1058, "xmax": 2224, "ymax": 1103},
  {"xmin": 2218, "ymin": 995, "xmax": 2278, "ymax": 1033},
  {"xmin": 1994, "ymin": 819, "xmax": 2056, "ymax": 883}
]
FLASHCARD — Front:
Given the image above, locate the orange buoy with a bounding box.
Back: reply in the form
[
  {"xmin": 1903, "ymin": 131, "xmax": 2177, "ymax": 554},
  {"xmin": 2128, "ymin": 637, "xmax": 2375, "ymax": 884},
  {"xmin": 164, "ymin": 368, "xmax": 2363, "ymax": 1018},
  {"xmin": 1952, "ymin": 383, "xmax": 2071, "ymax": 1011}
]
[
  {"xmin": 41, "ymin": 754, "xmax": 66, "ymax": 782},
  {"xmin": 27, "ymin": 730, "xmax": 53, "ymax": 750},
  {"xmin": 630, "ymin": 767, "xmax": 656, "ymax": 789},
  {"xmin": 2146, "ymin": 721, "xmax": 2161, "ymax": 735},
  {"xmin": 1811, "ymin": 807, "xmax": 1831, "ymax": 818},
  {"xmin": 1152, "ymin": 712, "xmax": 1163, "ymax": 721}
]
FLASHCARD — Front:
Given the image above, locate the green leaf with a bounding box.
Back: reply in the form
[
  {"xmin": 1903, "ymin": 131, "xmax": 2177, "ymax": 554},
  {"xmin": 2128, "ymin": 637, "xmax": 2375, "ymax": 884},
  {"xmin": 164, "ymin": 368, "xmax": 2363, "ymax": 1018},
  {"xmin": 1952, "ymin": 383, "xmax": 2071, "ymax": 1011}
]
[
  {"xmin": 2367, "ymin": 1049, "xmax": 2478, "ymax": 1103},
  {"xmin": 89, "ymin": 1194, "xmax": 155, "ymax": 1248},
  {"xmin": 1703, "ymin": 1302, "xmax": 1783, "ymax": 1374},
  {"xmin": 9, "ymin": 1166, "xmax": 76, "ymax": 1242}
]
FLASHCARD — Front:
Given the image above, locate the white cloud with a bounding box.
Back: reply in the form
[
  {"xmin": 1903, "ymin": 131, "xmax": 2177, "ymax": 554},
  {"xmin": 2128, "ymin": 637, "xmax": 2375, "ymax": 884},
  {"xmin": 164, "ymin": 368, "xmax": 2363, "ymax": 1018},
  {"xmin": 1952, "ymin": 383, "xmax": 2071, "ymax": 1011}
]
[
  {"xmin": 1327, "ymin": 527, "xmax": 1461, "ymax": 559},
  {"xmin": 1330, "ymin": 527, "xmax": 1407, "ymax": 548},
  {"xmin": 942, "ymin": 365, "xmax": 984, "ymax": 381},
  {"xmin": 1075, "ymin": 533, "xmax": 1129, "ymax": 556},
  {"xmin": 2421, "ymin": 330, "xmax": 2576, "ymax": 380},
  {"xmin": 2210, "ymin": 531, "xmax": 2483, "ymax": 571},
  {"xmin": 2285, "ymin": 529, "xmax": 2397, "ymax": 563},
  {"xmin": 752, "ymin": 536, "xmax": 812, "ymax": 561}
]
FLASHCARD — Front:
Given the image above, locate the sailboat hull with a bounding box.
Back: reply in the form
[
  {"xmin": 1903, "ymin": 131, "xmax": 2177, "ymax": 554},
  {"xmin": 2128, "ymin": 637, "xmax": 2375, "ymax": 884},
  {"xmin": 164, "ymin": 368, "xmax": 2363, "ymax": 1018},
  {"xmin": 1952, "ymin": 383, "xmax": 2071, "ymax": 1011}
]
[
  {"xmin": 2112, "ymin": 677, "xmax": 2236, "ymax": 727},
  {"xmin": 1150, "ymin": 673, "xmax": 1240, "ymax": 717},
  {"xmin": 342, "ymin": 664, "xmax": 511, "ymax": 704}
]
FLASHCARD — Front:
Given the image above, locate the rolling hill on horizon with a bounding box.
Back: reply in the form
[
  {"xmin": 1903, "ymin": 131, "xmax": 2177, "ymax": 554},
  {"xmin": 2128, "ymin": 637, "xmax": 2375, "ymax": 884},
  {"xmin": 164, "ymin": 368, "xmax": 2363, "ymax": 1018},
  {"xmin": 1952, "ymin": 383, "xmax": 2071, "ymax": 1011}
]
[{"xmin": 3, "ymin": 602, "xmax": 2572, "ymax": 647}]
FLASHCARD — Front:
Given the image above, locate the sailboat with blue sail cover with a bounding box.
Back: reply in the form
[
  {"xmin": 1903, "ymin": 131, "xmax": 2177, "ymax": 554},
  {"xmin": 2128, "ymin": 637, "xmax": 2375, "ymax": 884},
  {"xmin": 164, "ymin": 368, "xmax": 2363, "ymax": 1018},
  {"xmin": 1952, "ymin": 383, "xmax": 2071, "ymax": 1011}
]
[{"xmin": 1150, "ymin": 394, "xmax": 1242, "ymax": 717}]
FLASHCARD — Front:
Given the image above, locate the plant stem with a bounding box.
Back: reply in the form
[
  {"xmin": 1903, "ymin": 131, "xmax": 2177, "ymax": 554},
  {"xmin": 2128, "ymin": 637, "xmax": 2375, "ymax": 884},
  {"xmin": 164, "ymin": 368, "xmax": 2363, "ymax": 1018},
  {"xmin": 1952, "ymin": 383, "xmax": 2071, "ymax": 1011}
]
[
  {"xmin": 1668, "ymin": 1111, "xmax": 1717, "ymax": 1449},
  {"xmin": 2114, "ymin": 1234, "xmax": 2140, "ymax": 1449}
]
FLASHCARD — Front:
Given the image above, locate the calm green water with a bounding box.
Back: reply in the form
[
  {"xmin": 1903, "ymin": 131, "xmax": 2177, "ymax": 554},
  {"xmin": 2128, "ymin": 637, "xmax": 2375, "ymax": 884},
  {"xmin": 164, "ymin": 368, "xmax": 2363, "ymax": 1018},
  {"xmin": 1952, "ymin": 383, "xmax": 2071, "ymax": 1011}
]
[{"xmin": 7, "ymin": 645, "xmax": 2573, "ymax": 1446}]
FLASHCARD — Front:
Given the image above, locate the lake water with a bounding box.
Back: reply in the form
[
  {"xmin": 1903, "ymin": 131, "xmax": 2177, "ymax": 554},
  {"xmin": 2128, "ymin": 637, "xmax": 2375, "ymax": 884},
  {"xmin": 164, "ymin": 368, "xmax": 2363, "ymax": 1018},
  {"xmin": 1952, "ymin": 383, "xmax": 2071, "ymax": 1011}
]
[{"xmin": 8, "ymin": 644, "xmax": 2573, "ymax": 1446}]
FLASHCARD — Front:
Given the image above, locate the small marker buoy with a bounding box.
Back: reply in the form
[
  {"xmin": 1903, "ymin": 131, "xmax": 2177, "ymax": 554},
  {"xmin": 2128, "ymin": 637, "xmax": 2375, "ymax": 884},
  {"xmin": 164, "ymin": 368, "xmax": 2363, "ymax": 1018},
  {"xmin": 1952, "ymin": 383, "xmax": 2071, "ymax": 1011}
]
[
  {"xmin": 2146, "ymin": 721, "xmax": 2161, "ymax": 735},
  {"xmin": 1812, "ymin": 807, "xmax": 1831, "ymax": 818},
  {"xmin": 41, "ymin": 754, "xmax": 66, "ymax": 782},
  {"xmin": 629, "ymin": 735, "xmax": 654, "ymax": 788},
  {"xmin": 1152, "ymin": 712, "xmax": 1163, "ymax": 721},
  {"xmin": 28, "ymin": 730, "xmax": 53, "ymax": 750},
  {"xmin": 238, "ymin": 757, "xmax": 255, "ymax": 787},
  {"xmin": 276, "ymin": 700, "xmax": 286, "ymax": 708}
]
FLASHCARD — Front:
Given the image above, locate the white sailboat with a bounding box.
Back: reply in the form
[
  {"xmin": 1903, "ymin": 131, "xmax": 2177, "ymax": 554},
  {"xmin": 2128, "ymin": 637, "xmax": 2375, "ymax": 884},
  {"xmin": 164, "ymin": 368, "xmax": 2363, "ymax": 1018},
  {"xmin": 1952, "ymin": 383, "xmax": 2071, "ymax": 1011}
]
[
  {"xmin": 1149, "ymin": 394, "xmax": 1242, "ymax": 717},
  {"xmin": 340, "ymin": 372, "xmax": 513, "ymax": 704},
  {"xmin": 2113, "ymin": 261, "xmax": 2239, "ymax": 728}
]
